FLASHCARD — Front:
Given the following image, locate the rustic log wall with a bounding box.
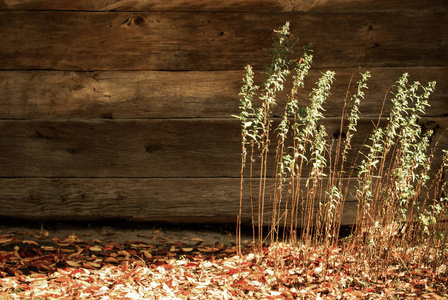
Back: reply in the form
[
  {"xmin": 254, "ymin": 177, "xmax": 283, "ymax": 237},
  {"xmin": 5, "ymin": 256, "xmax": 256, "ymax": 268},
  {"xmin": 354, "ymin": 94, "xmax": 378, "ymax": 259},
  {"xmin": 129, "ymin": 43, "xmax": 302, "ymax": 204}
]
[{"xmin": 0, "ymin": 0, "xmax": 447, "ymax": 225}]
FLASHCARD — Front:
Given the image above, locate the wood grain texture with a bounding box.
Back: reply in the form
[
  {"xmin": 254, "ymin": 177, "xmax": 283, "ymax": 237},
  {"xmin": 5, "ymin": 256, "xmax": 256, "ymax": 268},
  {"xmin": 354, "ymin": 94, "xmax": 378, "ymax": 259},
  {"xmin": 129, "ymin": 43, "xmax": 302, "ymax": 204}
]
[
  {"xmin": 0, "ymin": 119, "xmax": 241, "ymax": 178},
  {"xmin": 0, "ymin": 0, "xmax": 446, "ymax": 225},
  {"xmin": 0, "ymin": 178, "xmax": 358, "ymax": 225},
  {"xmin": 1, "ymin": 67, "xmax": 446, "ymax": 119},
  {"xmin": 0, "ymin": 0, "xmax": 444, "ymax": 12},
  {"xmin": 291, "ymin": 0, "xmax": 448, "ymax": 12},
  {"xmin": 1, "ymin": 11, "xmax": 446, "ymax": 71},
  {"xmin": 0, "ymin": 118, "xmax": 445, "ymax": 178},
  {"xmin": 0, "ymin": 0, "xmax": 290, "ymax": 12}
]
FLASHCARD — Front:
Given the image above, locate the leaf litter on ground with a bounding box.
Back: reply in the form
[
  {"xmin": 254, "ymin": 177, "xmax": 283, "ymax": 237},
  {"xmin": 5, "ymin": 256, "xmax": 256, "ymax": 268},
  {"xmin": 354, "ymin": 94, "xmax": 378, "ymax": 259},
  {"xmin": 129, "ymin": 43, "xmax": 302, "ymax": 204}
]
[{"xmin": 0, "ymin": 231, "xmax": 447, "ymax": 299}]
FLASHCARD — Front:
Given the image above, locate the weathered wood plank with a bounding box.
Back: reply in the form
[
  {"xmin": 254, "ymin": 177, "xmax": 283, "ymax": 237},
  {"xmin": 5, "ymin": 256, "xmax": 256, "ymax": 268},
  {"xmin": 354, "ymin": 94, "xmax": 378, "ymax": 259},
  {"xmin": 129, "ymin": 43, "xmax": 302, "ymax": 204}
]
[
  {"xmin": 1, "ymin": 68, "xmax": 446, "ymax": 119},
  {"xmin": 0, "ymin": 0, "xmax": 444, "ymax": 12},
  {"xmin": 292, "ymin": 0, "xmax": 448, "ymax": 12},
  {"xmin": 0, "ymin": 70, "xmax": 241, "ymax": 119},
  {"xmin": 0, "ymin": 118, "xmax": 445, "ymax": 178},
  {"xmin": 0, "ymin": 119, "xmax": 241, "ymax": 178},
  {"xmin": 0, "ymin": 178, "xmax": 358, "ymax": 225},
  {"xmin": 1, "ymin": 11, "xmax": 446, "ymax": 71},
  {"xmin": 0, "ymin": 0, "xmax": 290, "ymax": 12}
]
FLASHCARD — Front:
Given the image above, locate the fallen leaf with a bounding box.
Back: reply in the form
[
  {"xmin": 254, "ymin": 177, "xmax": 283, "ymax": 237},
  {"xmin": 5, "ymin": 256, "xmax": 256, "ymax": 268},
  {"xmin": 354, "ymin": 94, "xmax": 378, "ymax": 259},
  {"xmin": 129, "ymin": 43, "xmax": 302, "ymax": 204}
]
[
  {"xmin": 141, "ymin": 250, "xmax": 152, "ymax": 259},
  {"xmin": 42, "ymin": 246, "xmax": 55, "ymax": 251},
  {"xmin": 89, "ymin": 246, "xmax": 103, "ymax": 252},
  {"xmin": 121, "ymin": 261, "xmax": 129, "ymax": 272},
  {"xmin": 0, "ymin": 238, "xmax": 12, "ymax": 244},
  {"xmin": 423, "ymin": 293, "xmax": 448, "ymax": 300},
  {"xmin": 134, "ymin": 260, "xmax": 146, "ymax": 267},
  {"xmin": 60, "ymin": 248, "xmax": 74, "ymax": 253},
  {"xmin": 67, "ymin": 249, "xmax": 83, "ymax": 259},
  {"xmin": 22, "ymin": 240, "xmax": 39, "ymax": 246},
  {"xmin": 66, "ymin": 261, "xmax": 81, "ymax": 267},
  {"xmin": 92, "ymin": 288, "xmax": 109, "ymax": 297},
  {"xmin": 52, "ymin": 238, "xmax": 71, "ymax": 247},
  {"xmin": 224, "ymin": 248, "xmax": 237, "ymax": 254},
  {"xmin": 231, "ymin": 278, "xmax": 249, "ymax": 288},
  {"xmin": 54, "ymin": 276, "xmax": 72, "ymax": 283},
  {"xmin": 84, "ymin": 262, "xmax": 102, "ymax": 268},
  {"xmin": 104, "ymin": 257, "xmax": 119, "ymax": 263}
]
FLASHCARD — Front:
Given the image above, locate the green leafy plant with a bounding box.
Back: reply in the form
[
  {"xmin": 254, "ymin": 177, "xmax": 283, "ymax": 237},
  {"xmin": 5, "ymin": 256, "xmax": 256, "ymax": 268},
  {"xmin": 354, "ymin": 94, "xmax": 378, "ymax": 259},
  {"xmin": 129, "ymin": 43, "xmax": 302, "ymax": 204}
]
[{"xmin": 234, "ymin": 22, "xmax": 447, "ymax": 277}]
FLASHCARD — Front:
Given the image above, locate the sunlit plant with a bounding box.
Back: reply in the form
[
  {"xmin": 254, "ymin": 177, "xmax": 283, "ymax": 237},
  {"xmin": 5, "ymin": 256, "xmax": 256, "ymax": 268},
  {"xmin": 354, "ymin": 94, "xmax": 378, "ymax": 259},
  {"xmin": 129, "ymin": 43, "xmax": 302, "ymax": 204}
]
[{"xmin": 234, "ymin": 22, "xmax": 447, "ymax": 278}]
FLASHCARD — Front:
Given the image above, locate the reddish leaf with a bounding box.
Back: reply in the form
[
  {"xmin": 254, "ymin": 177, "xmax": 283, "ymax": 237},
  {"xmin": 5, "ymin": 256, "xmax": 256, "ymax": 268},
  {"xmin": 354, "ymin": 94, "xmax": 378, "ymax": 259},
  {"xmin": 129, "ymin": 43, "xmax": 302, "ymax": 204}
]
[
  {"xmin": 54, "ymin": 276, "xmax": 72, "ymax": 283},
  {"xmin": 231, "ymin": 278, "xmax": 249, "ymax": 289},
  {"xmin": 121, "ymin": 261, "xmax": 129, "ymax": 272},
  {"xmin": 185, "ymin": 262, "xmax": 199, "ymax": 268},
  {"xmin": 103, "ymin": 245, "xmax": 115, "ymax": 251}
]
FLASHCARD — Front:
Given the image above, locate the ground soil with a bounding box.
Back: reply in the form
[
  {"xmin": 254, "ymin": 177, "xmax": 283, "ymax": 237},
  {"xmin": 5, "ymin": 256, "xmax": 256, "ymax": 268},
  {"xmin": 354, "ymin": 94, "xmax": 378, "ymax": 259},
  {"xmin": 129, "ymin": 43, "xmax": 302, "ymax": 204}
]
[{"xmin": 0, "ymin": 219, "xmax": 253, "ymax": 249}]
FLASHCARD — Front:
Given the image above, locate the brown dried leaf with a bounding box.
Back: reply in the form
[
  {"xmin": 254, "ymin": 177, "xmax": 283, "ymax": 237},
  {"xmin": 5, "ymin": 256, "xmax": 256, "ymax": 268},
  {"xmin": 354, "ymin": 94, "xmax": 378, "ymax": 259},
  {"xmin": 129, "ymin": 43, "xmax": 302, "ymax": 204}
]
[
  {"xmin": 22, "ymin": 240, "xmax": 39, "ymax": 246},
  {"xmin": 224, "ymin": 248, "xmax": 237, "ymax": 254},
  {"xmin": 89, "ymin": 245, "xmax": 103, "ymax": 252},
  {"xmin": 104, "ymin": 257, "xmax": 120, "ymax": 263},
  {"xmin": 191, "ymin": 238, "xmax": 204, "ymax": 242},
  {"xmin": 0, "ymin": 238, "xmax": 12, "ymax": 244},
  {"xmin": 84, "ymin": 262, "xmax": 102, "ymax": 268},
  {"xmin": 42, "ymin": 246, "xmax": 55, "ymax": 251},
  {"xmin": 66, "ymin": 260, "xmax": 81, "ymax": 267},
  {"xmin": 141, "ymin": 250, "xmax": 152, "ymax": 259}
]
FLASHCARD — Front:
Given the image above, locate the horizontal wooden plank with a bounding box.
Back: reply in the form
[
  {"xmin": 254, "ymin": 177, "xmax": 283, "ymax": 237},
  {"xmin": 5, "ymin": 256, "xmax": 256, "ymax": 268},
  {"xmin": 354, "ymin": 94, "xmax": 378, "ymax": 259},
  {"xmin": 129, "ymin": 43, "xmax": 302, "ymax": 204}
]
[
  {"xmin": 0, "ymin": 118, "xmax": 445, "ymax": 178},
  {"xmin": 0, "ymin": 70, "xmax": 241, "ymax": 119},
  {"xmin": 1, "ymin": 67, "xmax": 446, "ymax": 119},
  {"xmin": 0, "ymin": 178, "xmax": 358, "ymax": 225},
  {"xmin": 0, "ymin": 11, "xmax": 446, "ymax": 71},
  {"xmin": 0, "ymin": 119, "xmax": 241, "ymax": 178},
  {"xmin": 292, "ymin": 0, "xmax": 448, "ymax": 12},
  {"xmin": 0, "ymin": 0, "xmax": 289, "ymax": 12},
  {"xmin": 0, "ymin": 0, "xmax": 444, "ymax": 12}
]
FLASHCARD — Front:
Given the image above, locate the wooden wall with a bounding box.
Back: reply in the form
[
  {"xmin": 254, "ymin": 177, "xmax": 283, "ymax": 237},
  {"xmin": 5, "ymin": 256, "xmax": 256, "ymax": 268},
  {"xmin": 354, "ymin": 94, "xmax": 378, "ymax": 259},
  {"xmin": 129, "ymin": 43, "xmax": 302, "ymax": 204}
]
[{"xmin": 0, "ymin": 0, "xmax": 447, "ymax": 225}]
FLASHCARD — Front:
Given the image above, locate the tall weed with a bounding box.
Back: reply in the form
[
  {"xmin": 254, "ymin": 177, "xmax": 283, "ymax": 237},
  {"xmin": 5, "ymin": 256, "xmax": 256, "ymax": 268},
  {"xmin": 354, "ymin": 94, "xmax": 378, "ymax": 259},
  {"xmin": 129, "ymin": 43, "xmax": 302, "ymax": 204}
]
[{"xmin": 234, "ymin": 22, "xmax": 447, "ymax": 275}]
